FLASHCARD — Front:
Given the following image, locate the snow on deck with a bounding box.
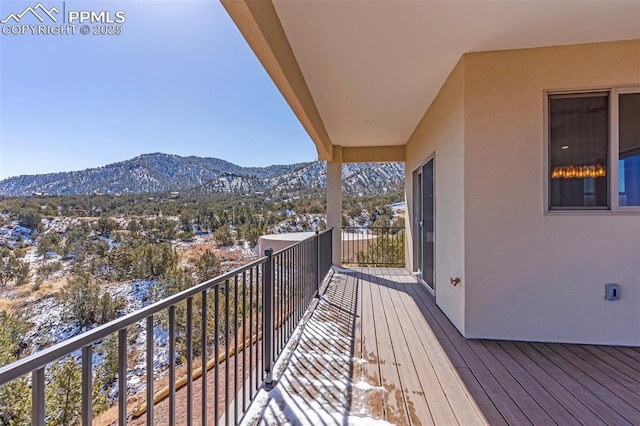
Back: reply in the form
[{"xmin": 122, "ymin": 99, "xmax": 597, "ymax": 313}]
[{"xmin": 241, "ymin": 269, "xmax": 393, "ymax": 426}]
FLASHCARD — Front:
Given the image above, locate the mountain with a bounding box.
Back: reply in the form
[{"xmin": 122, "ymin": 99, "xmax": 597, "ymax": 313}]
[
  {"xmin": 0, "ymin": 153, "xmax": 304, "ymax": 196},
  {"xmin": 0, "ymin": 153, "xmax": 404, "ymax": 197},
  {"xmin": 197, "ymin": 162, "xmax": 404, "ymax": 196}
]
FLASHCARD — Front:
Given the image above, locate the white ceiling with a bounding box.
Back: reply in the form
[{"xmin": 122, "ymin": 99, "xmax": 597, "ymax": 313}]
[{"xmin": 272, "ymin": 0, "xmax": 640, "ymax": 148}]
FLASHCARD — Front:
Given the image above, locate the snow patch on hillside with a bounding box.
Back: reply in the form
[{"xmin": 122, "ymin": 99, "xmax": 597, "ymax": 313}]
[
  {"xmin": 270, "ymin": 214, "xmax": 326, "ymax": 234},
  {"xmin": 0, "ymin": 221, "xmax": 34, "ymax": 248}
]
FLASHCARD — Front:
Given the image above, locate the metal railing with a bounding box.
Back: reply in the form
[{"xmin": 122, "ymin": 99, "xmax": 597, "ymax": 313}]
[
  {"xmin": 318, "ymin": 228, "xmax": 332, "ymax": 283},
  {"xmin": 264, "ymin": 228, "xmax": 332, "ymax": 386},
  {"xmin": 342, "ymin": 226, "xmax": 405, "ymax": 267},
  {"xmin": 0, "ymin": 228, "xmax": 333, "ymax": 426}
]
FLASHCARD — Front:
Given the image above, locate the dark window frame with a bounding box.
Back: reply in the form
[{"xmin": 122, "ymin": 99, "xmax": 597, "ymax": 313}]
[{"xmin": 545, "ymin": 87, "xmax": 640, "ymax": 213}]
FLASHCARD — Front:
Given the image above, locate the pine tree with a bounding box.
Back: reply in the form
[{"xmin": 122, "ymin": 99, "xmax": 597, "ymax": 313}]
[
  {"xmin": 193, "ymin": 249, "xmax": 221, "ymax": 283},
  {"xmin": 0, "ymin": 376, "xmax": 31, "ymax": 425},
  {"xmin": 60, "ymin": 274, "xmax": 101, "ymax": 327},
  {"xmin": 0, "ymin": 249, "xmax": 16, "ymax": 289},
  {"xmin": 45, "ymin": 358, "xmax": 82, "ymax": 426},
  {"xmin": 0, "ymin": 311, "xmax": 31, "ymax": 425},
  {"xmin": 92, "ymin": 335, "xmax": 118, "ymax": 417}
]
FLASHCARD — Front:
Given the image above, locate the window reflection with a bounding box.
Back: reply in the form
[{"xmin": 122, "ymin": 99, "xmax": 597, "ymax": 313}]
[
  {"xmin": 619, "ymin": 93, "xmax": 640, "ymax": 206},
  {"xmin": 549, "ymin": 93, "xmax": 609, "ymax": 209}
]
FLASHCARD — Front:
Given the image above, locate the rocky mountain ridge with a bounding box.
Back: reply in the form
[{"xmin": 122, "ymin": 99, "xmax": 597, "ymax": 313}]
[{"xmin": 0, "ymin": 153, "xmax": 404, "ymax": 197}]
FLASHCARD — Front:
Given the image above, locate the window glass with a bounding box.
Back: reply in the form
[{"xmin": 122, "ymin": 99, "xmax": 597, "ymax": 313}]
[
  {"xmin": 549, "ymin": 94, "xmax": 609, "ymax": 209},
  {"xmin": 619, "ymin": 93, "xmax": 640, "ymax": 206}
]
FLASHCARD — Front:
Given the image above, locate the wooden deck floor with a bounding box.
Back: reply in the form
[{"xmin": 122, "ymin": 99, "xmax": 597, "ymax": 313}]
[{"xmin": 307, "ymin": 267, "xmax": 640, "ymax": 425}]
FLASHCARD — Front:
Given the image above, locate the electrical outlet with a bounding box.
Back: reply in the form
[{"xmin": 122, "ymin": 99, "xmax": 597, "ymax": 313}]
[{"xmin": 605, "ymin": 283, "xmax": 621, "ymax": 301}]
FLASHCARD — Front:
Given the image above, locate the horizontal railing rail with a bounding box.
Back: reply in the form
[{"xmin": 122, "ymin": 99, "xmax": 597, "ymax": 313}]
[
  {"xmin": 0, "ymin": 261, "xmax": 264, "ymax": 386},
  {"xmin": 0, "ymin": 228, "xmax": 333, "ymax": 426},
  {"xmin": 342, "ymin": 226, "xmax": 405, "ymax": 267}
]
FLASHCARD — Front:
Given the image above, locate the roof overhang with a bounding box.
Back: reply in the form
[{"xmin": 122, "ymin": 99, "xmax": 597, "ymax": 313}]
[{"xmin": 222, "ymin": 0, "xmax": 640, "ymax": 162}]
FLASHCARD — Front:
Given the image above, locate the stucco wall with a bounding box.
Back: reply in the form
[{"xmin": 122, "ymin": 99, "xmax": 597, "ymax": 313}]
[
  {"xmin": 405, "ymin": 59, "xmax": 466, "ymax": 334},
  {"xmin": 463, "ymin": 40, "xmax": 640, "ymax": 345}
]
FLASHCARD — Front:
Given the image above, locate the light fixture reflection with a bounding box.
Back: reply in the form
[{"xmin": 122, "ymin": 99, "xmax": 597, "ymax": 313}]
[{"xmin": 551, "ymin": 164, "xmax": 606, "ymax": 179}]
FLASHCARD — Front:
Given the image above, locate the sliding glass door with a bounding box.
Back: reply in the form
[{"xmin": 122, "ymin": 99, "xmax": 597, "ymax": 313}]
[{"xmin": 413, "ymin": 158, "xmax": 435, "ymax": 289}]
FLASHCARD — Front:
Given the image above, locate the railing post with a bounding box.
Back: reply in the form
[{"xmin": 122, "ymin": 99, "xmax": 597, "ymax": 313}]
[
  {"xmin": 32, "ymin": 367, "xmax": 45, "ymax": 426},
  {"xmin": 315, "ymin": 230, "xmax": 320, "ymax": 296},
  {"xmin": 118, "ymin": 328, "xmax": 127, "ymax": 426},
  {"xmin": 329, "ymin": 228, "xmax": 333, "ymax": 270},
  {"xmin": 263, "ymin": 248, "xmax": 274, "ymax": 387},
  {"xmin": 81, "ymin": 345, "xmax": 93, "ymax": 426}
]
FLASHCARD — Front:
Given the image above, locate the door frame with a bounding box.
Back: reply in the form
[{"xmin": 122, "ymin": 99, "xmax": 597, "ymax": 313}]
[{"xmin": 412, "ymin": 154, "xmax": 436, "ymax": 294}]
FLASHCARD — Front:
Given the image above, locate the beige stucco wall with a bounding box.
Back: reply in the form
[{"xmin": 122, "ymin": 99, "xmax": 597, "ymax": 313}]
[
  {"xmin": 406, "ymin": 40, "xmax": 640, "ymax": 345},
  {"xmin": 463, "ymin": 40, "xmax": 640, "ymax": 345},
  {"xmin": 405, "ymin": 58, "xmax": 467, "ymax": 334},
  {"xmin": 258, "ymin": 232, "xmax": 315, "ymax": 255}
]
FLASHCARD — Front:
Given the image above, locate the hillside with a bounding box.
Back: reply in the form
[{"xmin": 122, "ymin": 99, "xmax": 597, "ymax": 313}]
[
  {"xmin": 0, "ymin": 153, "xmax": 404, "ymax": 196},
  {"xmin": 197, "ymin": 161, "xmax": 404, "ymax": 196}
]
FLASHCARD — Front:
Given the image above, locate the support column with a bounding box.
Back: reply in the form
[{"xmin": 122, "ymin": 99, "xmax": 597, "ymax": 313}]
[{"xmin": 326, "ymin": 145, "xmax": 342, "ymax": 265}]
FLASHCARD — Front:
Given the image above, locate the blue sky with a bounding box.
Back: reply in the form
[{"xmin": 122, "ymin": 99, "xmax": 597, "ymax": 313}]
[{"xmin": 0, "ymin": 0, "xmax": 316, "ymax": 179}]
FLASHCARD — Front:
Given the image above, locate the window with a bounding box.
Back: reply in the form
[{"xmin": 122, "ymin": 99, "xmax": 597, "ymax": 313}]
[
  {"xmin": 548, "ymin": 88, "xmax": 640, "ymax": 211},
  {"xmin": 617, "ymin": 92, "xmax": 640, "ymax": 207}
]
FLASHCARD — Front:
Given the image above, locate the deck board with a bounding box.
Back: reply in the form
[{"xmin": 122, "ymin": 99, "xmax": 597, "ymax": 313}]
[
  {"xmin": 357, "ymin": 267, "xmax": 386, "ymax": 418},
  {"xmin": 468, "ymin": 339, "xmax": 554, "ymax": 424},
  {"xmin": 383, "ymin": 270, "xmax": 484, "ymax": 426},
  {"xmin": 562, "ymin": 344, "xmax": 640, "ymax": 396},
  {"xmin": 584, "ymin": 345, "xmax": 640, "ymax": 381},
  {"xmin": 482, "ymin": 341, "xmax": 580, "ymax": 426},
  {"xmin": 366, "ymin": 272, "xmax": 412, "ymax": 424},
  {"xmin": 404, "ymin": 275, "xmax": 529, "ymax": 425},
  {"xmin": 514, "ymin": 342, "xmax": 632, "ymax": 426},
  {"xmin": 374, "ymin": 271, "xmax": 438, "ymax": 425},
  {"xmin": 396, "ymin": 274, "xmax": 507, "ymax": 426},
  {"xmin": 614, "ymin": 346, "xmax": 640, "ymax": 364},
  {"xmin": 497, "ymin": 341, "xmax": 596, "ymax": 425},
  {"xmin": 543, "ymin": 343, "xmax": 640, "ymax": 421}
]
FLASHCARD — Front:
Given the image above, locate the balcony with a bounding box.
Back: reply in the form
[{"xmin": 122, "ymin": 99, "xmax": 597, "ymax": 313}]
[{"xmin": 1, "ymin": 228, "xmax": 639, "ymax": 425}]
